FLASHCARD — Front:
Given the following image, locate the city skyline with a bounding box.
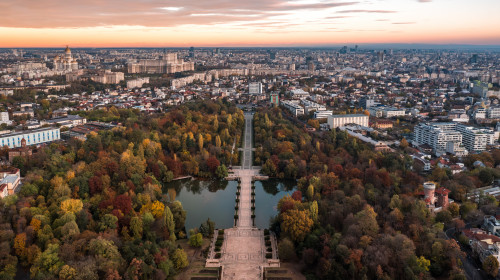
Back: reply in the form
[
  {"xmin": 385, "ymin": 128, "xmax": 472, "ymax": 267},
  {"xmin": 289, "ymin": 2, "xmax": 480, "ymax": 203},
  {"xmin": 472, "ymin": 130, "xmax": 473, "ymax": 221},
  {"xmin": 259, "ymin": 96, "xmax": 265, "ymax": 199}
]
[{"xmin": 1, "ymin": 0, "xmax": 500, "ymax": 47}]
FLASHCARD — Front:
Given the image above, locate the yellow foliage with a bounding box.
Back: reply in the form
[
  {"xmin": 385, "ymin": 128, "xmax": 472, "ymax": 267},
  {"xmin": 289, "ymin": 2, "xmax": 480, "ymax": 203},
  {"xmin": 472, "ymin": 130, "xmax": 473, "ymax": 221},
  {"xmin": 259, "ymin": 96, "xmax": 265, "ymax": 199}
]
[
  {"xmin": 65, "ymin": 170, "xmax": 75, "ymax": 181},
  {"xmin": 151, "ymin": 200, "xmax": 165, "ymax": 218},
  {"xmin": 282, "ymin": 209, "xmax": 313, "ymax": 242},
  {"xmin": 14, "ymin": 233, "xmax": 26, "ymax": 257},
  {"xmin": 61, "ymin": 199, "xmax": 83, "ymax": 214},
  {"xmin": 30, "ymin": 218, "xmax": 41, "ymax": 232}
]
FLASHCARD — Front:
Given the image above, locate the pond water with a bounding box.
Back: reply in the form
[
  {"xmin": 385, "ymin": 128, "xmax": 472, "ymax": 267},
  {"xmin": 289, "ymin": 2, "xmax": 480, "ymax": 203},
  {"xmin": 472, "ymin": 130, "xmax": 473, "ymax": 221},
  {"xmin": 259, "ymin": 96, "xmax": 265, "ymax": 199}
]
[{"xmin": 164, "ymin": 178, "xmax": 296, "ymax": 232}]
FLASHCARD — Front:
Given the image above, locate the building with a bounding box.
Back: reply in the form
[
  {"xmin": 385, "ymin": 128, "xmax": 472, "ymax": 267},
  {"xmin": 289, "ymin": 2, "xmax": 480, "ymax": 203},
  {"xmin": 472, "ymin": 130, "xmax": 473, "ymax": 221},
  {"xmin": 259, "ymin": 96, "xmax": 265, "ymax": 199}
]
[
  {"xmin": 360, "ymin": 96, "xmax": 376, "ymax": 109},
  {"xmin": 373, "ymin": 120, "xmax": 393, "ymax": 129},
  {"xmin": 456, "ymin": 124, "xmax": 495, "ymax": 152},
  {"xmin": 0, "ymin": 112, "xmax": 11, "ymax": 125},
  {"xmin": 463, "ymin": 228, "xmax": 500, "ymax": 265},
  {"xmin": 127, "ymin": 53, "xmax": 194, "ymax": 74},
  {"xmin": 249, "ymin": 82, "xmax": 263, "ymax": 95},
  {"xmin": 289, "ymin": 89, "xmax": 310, "ymax": 100},
  {"xmin": 0, "ymin": 127, "xmax": 60, "ymax": 149},
  {"xmin": 487, "ymin": 106, "xmax": 500, "ymax": 119},
  {"xmin": 422, "ymin": 182, "xmax": 451, "ymax": 211},
  {"xmin": 41, "ymin": 115, "xmax": 87, "ymax": 128},
  {"xmin": 54, "ymin": 46, "xmax": 78, "ymax": 71},
  {"xmin": 328, "ymin": 114, "xmax": 369, "ymax": 129},
  {"xmin": 127, "ymin": 77, "xmax": 150, "ymax": 89},
  {"xmin": 0, "ymin": 168, "xmax": 21, "ymax": 198},
  {"xmin": 483, "ymin": 216, "xmax": 500, "ymax": 237},
  {"xmin": 270, "ymin": 92, "xmax": 279, "ymax": 107},
  {"xmin": 445, "ymin": 141, "xmax": 468, "ymax": 156},
  {"xmin": 91, "ymin": 70, "xmax": 124, "ymax": 84},
  {"xmin": 414, "ymin": 123, "xmax": 463, "ymax": 154},
  {"xmin": 314, "ymin": 110, "xmax": 333, "ymax": 119},
  {"xmin": 281, "ymin": 100, "xmax": 304, "ymax": 116},
  {"xmin": 8, "ymin": 138, "xmax": 32, "ymax": 162},
  {"xmin": 369, "ymin": 106, "xmax": 405, "ymax": 118}
]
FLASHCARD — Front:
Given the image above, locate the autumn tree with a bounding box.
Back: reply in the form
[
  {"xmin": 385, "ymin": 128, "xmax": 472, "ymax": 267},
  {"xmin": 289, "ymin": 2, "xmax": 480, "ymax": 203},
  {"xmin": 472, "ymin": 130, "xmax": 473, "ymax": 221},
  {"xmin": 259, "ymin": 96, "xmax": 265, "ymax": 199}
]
[{"xmin": 281, "ymin": 209, "xmax": 313, "ymax": 242}]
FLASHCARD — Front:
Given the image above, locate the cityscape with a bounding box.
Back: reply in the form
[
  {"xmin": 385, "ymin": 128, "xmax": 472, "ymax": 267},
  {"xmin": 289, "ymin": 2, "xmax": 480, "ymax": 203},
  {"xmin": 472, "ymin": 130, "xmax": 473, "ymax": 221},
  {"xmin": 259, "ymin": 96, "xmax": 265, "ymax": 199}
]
[{"xmin": 1, "ymin": 1, "xmax": 500, "ymax": 280}]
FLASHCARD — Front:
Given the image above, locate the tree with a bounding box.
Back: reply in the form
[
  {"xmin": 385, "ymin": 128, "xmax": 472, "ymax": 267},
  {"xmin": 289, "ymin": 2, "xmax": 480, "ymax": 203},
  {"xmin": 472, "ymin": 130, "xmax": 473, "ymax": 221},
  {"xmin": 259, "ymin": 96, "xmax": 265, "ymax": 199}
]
[
  {"xmin": 281, "ymin": 209, "xmax": 314, "ymax": 242},
  {"xmin": 215, "ymin": 164, "xmax": 228, "ymax": 178},
  {"xmin": 198, "ymin": 133, "xmax": 204, "ymax": 151},
  {"xmin": 171, "ymin": 249, "xmax": 189, "ymax": 270},
  {"xmin": 400, "ymin": 138, "xmax": 409, "ymax": 149},
  {"xmin": 483, "ymin": 255, "xmax": 499, "ymax": 277},
  {"xmin": 278, "ymin": 238, "xmax": 295, "ymax": 261},
  {"xmin": 306, "ymin": 184, "xmax": 314, "ymax": 201},
  {"xmin": 170, "ymin": 201, "xmax": 187, "ymax": 232},
  {"xmin": 164, "ymin": 206, "xmax": 176, "ymax": 241},
  {"xmin": 189, "ymin": 233, "xmax": 203, "ymax": 247},
  {"xmin": 60, "ymin": 198, "xmax": 83, "ymax": 214},
  {"xmin": 310, "ymin": 201, "xmax": 318, "ymax": 222},
  {"xmin": 31, "ymin": 244, "xmax": 64, "ymax": 279},
  {"xmin": 355, "ymin": 205, "xmax": 379, "ymax": 237},
  {"xmin": 130, "ymin": 216, "xmax": 143, "ymax": 240}
]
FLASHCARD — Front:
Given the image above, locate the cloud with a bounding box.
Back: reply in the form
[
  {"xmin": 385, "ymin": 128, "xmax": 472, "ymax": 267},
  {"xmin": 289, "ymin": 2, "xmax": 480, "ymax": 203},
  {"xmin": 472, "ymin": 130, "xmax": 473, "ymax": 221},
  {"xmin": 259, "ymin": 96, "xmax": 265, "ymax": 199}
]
[
  {"xmin": 392, "ymin": 22, "xmax": 416, "ymax": 24},
  {"xmin": 0, "ymin": 0, "xmax": 359, "ymax": 28},
  {"xmin": 336, "ymin": 9, "xmax": 397, "ymax": 13},
  {"xmin": 418, "ymin": 0, "xmax": 432, "ymax": 2}
]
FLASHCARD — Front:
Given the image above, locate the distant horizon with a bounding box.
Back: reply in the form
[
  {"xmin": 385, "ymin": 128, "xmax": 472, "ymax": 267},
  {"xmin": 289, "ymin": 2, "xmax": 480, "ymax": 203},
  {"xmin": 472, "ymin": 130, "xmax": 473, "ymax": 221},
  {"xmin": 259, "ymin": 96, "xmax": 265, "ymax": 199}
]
[
  {"xmin": 3, "ymin": 43, "xmax": 500, "ymax": 50},
  {"xmin": 1, "ymin": 0, "xmax": 499, "ymax": 48}
]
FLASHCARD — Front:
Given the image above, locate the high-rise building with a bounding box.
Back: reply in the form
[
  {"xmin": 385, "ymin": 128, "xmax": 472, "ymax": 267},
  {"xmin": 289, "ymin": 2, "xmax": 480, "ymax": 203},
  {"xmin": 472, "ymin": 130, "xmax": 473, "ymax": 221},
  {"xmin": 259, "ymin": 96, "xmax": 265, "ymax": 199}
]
[
  {"xmin": 360, "ymin": 96, "xmax": 376, "ymax": 109},
  {"xmin": 270, "ymin": 92, "xmax": 279, "ymax": 106},
  {"xmin": 0, "ymin": 112, "xmax": 11, "ymax": 125},
  {"xmin": 189, "ymin": 47, "xmax": 195, "ymax": 58},
  {"xmin": 414, "ymin": 123, "xmax": 462, "ymax": 154},
  {"xmin": 249, "ymin": 82, "xmax": 263, "ymax": 95},
  {"xmin": 377, "ymin": 51, "xmax": 385, "ymax": 63}
]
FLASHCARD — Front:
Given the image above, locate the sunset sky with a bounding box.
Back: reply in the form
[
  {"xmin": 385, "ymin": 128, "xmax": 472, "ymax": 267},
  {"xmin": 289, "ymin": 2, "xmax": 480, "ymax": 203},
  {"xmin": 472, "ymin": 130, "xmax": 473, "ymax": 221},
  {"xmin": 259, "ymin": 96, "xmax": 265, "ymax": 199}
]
[{"xmin": 1, "ymin": 0, "xmax": 499, "ymax": 47}]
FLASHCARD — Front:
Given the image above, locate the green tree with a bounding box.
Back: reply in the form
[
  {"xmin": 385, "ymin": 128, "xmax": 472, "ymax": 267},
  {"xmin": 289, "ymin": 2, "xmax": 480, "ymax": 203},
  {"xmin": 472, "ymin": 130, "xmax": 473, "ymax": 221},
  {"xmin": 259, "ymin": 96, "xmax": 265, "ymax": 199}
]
[
  {"xmin": 164, "ymin": 206, "xmax": 176, "ymax": 241},
  {"xmin": 278, "ymin": 238, "xmax": 295, "ymax": 261},
  {"xmin": 130, "ymin": 216, "xmax": 143, "ymax": 239},
  {"xmin": 216, "ymin": 164, "xmax": 228, "ymax": 178},
  {"xmin": 30, "ymin": 244, "xmax": 64, "ymax": 279},
  {"xmin": 171, "ymin": 249, "xmax": 189, "ymax": 270},
  {"xmin": 189, "ymin": 233, "xmax": 203, "ymax": 247}
]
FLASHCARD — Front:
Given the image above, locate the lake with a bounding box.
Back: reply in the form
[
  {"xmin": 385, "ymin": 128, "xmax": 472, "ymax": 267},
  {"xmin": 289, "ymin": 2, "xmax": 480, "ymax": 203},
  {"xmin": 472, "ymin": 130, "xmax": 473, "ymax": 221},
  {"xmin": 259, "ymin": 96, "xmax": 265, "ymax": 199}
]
[{"xmin": 164, "ymin": 178, "xmax": 296, "ymax": 232}]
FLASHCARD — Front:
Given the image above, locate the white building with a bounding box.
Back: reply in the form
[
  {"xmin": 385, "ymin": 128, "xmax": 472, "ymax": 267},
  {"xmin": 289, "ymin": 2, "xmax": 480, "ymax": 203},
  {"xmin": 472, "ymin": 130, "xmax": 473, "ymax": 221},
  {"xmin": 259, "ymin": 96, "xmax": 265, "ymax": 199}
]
[
  {"xmin": 249, "ymin": 82, "xmax": 263, "ymax": 95},
  {"xmin": 290, "ymin": 89, "xmax": 310, "ymax": 100},
  {"xmin": 127, "ymin": 77, "xmax": 150, "ymax": 89},
  {"xmin": 445, "ymin": 141, "xmax": 468, "ymax": 157},
  {"xmin": 0, "ymin": 127, "xmax": 60, "ymax": 148},
  {"xmin": 414, "ymin": 123, "xmax": 463, "ymax": 154},
  {"xmin": 328, "ymin": 114, "xmax": 369, "ymax": 129},
  {"xmin": 314, "ymin": 110, "xmax": 333, "ymax": 119},
  {"xmin": 487, "ymin": 106, "xmax": 500, "ymax": 119},
  {"xmin": 0, "ymin": 112, "xmax": 12, "ymax": 125},
  {"xmin": 281, "ymin": 100, "xmax": 304, "ymax": 116},
  {"xmin": 456, "ymin": 124, "xmax": 495, "ymax": 152}
]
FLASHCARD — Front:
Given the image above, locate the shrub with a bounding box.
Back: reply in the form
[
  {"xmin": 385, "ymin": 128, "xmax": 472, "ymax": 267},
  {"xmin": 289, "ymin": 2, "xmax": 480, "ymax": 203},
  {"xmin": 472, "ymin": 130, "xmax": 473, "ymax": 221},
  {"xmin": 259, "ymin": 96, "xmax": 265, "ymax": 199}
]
[
  {"xmin": 236, "ymin": 199, "xmax": 240, "ymax": 203},
  {"xmin": 265, "ymin": 236, "xmax": 270, "ymax": 241},
  {"xmin": 215, "ymin": 253, "xmax": 221, "ymax": 259},
  {"xmin": 266, "ymin": 253, "xmax": 272, "ymax": 259},
  {"xmin": 218, "ymin": 229, "xmax": 224, "ymax": 235},
  {"xmin": 251, "ymin": 206, "xmax": 255, "ymax": 210},
  {"xmin": 215, "ymin": 246, "xmax": 221, "ymax": 252},
  {"xmin": 236, "ymin": 192, "xmax": 240, "ymax": 196},
  {"xmin": 251, "ymin": 199, "xmax": 255, "ymax": 203},
  {"xmin": 265, "ymin": 240, "xmax": 271, "ymax": 246},
  {"xmin": 251, "ymin": 214, "xmax": 255, "ymax": 219},
  {"xmin": 215, "ymin": 240, "xmax": 223, "ymax": 247},
  {"xmin": 264, "ymin": 229, "xmax": 270, "ymax": 235},
  {"xmin": 234, "ymin": 215, "xmax": 239, "ymax": 220},
  {"xmin": 235, "ymin": 206, "xmax": 239, "ymax": 210},
  {"xmin": 267, "ymin": 247, "xmax": 272, "ymax": 252},
  {"xmin": 217, "ymin": 236, "xmax": 224, "ymax": 241}
]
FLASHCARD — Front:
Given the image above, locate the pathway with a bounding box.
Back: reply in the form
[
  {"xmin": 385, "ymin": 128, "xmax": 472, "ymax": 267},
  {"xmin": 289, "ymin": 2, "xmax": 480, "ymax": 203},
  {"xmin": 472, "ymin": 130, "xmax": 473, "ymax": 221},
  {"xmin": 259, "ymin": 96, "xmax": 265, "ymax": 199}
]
[{"xmin": 218, "ymin": 112, "xmax": 275, "ymax": 280}]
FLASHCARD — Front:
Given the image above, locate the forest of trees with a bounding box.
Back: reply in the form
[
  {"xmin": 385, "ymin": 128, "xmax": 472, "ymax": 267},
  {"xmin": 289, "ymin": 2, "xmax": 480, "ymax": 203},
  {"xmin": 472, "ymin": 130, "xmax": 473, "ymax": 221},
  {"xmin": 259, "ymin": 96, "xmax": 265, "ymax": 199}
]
[
  {"xmin": 0, "ymin": 100, "xmax": 244, "ymax": 279},
  {"xmin": 254, "ymin": 107, "xmax": 500, "ymax": 279}
]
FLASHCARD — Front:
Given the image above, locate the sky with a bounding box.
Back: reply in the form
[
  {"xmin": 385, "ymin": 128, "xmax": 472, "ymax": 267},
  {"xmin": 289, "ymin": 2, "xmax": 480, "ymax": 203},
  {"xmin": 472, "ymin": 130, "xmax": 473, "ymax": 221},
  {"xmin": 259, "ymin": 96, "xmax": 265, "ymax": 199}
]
[{"xmin": 1, "ymin": 0, "xmax": 499, "ymax": 47}]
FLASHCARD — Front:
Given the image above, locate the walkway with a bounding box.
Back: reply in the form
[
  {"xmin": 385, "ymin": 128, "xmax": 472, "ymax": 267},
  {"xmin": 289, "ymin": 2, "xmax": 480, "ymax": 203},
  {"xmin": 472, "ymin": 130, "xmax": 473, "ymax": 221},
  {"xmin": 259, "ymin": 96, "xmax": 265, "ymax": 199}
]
[{"xmin": 218, "ymin": 112, "xmax": 274, "ymax": 280}]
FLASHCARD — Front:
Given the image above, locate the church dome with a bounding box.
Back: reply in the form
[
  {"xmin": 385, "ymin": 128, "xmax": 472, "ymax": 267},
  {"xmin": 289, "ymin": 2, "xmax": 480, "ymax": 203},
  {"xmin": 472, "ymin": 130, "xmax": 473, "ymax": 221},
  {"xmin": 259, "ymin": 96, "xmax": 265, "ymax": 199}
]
[{"xmin": 65, "ymin": 46, "xmax": 71, "ymax": 53}]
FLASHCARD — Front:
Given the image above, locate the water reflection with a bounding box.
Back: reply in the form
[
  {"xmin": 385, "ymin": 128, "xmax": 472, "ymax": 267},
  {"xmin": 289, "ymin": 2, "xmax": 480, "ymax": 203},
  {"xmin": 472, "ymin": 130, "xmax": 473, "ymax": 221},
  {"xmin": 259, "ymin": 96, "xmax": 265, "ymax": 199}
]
[{"xmin": 162, "ymin": 178, "xmax": 296, "ymax": 233}]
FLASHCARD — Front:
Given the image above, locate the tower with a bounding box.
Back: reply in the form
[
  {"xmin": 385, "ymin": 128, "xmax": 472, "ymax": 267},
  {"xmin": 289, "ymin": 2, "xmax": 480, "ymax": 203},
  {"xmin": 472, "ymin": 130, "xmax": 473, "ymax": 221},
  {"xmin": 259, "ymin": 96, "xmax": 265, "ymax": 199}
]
[{"xmin": 423, "ymin": 182, "xmax": 436, "ymax": 205}]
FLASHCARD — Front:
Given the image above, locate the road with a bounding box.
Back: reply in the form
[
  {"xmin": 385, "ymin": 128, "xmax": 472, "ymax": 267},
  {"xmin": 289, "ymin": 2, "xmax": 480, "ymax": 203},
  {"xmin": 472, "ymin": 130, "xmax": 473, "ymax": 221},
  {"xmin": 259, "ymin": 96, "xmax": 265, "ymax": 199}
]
[{"xmin": 444, "ymin": 219, "xmax": 489, "ymax": 280}]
